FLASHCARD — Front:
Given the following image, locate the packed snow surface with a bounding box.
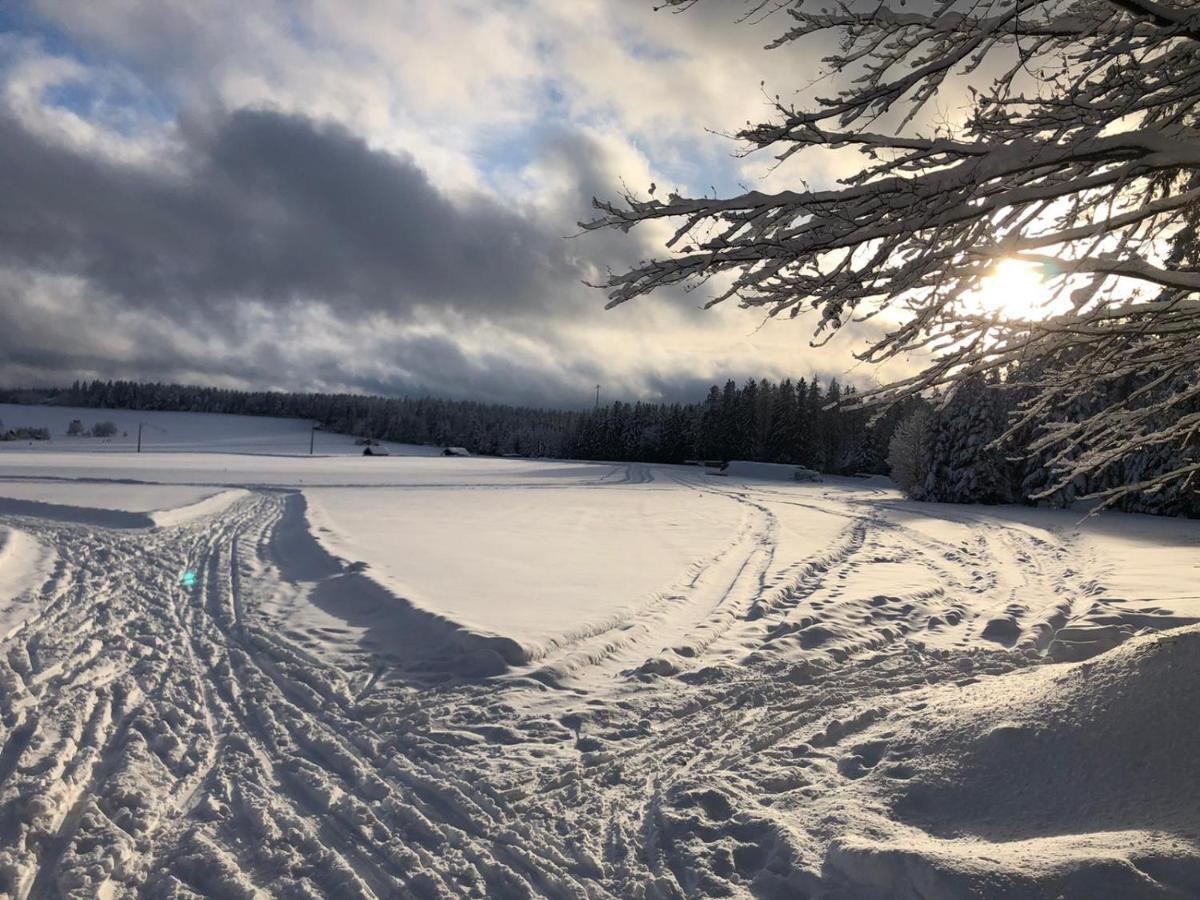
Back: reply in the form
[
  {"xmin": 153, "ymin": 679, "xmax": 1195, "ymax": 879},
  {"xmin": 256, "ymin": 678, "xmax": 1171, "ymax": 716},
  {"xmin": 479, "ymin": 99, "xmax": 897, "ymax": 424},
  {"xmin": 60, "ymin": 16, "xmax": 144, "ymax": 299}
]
[
  {"xmin": 0, "ymin": 407, "xmax": 1198, "ymax": 897},
  {"xmin": 304, "ymin": 476, "xmax": 748, "ymax": 658}
]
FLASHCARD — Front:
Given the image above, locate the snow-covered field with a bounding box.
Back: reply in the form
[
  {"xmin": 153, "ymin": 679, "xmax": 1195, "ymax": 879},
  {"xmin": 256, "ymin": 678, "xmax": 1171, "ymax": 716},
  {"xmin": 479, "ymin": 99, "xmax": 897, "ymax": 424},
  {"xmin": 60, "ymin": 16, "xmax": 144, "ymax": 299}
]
[
  {"xmin": 0, "ymin": 406, "xmax": 1198, "ymax": 897},
  {"xmin": 0, "ymin": 403, "xmax": 439, "ymax": 457}
]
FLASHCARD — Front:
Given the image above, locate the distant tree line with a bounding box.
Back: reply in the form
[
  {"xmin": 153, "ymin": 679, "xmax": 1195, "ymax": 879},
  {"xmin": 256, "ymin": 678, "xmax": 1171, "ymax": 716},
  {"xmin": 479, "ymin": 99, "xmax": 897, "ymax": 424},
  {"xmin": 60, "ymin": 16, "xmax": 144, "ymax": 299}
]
[{"xmin": 0, "ymin": 378, "xmax": 910, "ymax": 473}]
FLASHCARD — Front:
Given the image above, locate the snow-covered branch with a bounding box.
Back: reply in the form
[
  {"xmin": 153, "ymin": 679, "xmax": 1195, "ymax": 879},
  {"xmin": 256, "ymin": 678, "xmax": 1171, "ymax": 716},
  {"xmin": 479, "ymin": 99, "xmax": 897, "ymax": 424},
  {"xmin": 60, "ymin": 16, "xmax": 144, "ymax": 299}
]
[{"xmin": 589, "ymin": 0, "xmax": 1200, "ymax": 507}]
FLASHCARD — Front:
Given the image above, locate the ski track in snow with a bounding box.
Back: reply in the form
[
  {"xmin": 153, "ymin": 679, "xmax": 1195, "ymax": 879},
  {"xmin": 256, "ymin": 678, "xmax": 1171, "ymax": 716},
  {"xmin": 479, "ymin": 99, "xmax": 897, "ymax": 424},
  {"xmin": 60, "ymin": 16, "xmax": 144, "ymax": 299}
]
[{"xmin": 0, "ymin": 465, "xmax": 1195, "ymax": 897}]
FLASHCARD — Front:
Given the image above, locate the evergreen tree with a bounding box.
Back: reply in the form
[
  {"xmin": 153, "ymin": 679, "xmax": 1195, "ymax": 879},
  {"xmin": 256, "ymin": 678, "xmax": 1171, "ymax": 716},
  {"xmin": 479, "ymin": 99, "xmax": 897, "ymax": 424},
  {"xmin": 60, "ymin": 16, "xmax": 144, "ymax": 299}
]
[
  {"xmin": 767, "ymin": 379, "xmax": 798, "ymax": 463},
  {"xmin": 915, "ymin": 375, "xmax": 1018, "ymax": 504}
]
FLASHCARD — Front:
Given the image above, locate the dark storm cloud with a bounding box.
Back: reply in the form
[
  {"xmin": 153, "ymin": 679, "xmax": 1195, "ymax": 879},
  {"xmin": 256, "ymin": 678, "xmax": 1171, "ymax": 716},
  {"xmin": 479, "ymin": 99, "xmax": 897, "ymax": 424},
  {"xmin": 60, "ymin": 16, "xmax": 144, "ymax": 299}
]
[
  {"xmin": 0, "ymin": 275, "xmax": 628, "ymax": 408},
  {"xmin": 0, "ymin": 95, "xmax": 750, "ymax": 407},
  {"xmin": 0, "ymin": 106, "xmax": 585, "ymax": 319}
]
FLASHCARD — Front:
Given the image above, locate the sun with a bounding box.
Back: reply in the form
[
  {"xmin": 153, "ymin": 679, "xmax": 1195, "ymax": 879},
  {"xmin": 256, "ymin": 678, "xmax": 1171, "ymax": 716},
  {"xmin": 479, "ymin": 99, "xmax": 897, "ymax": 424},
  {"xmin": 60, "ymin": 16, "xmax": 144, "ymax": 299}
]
[{"xmin": 967, "ymin": 258, "xmax": 1052, "ymax": 319}]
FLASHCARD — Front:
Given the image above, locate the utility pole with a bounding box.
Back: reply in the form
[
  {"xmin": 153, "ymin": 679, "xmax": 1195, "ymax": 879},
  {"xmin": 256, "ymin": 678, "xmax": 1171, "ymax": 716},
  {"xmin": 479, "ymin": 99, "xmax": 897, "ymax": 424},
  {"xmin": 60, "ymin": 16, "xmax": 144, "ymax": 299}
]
[
  {"xmin": 137, "ymin": 421, "xmax": 164, "ymax": 452},
  {"xmin": 595, "ymin": 384, "xmax": 600, "ymax": 411},
  {"xmin": 310, "ymin": 425, "xmax": 317, "ymax": 455}
]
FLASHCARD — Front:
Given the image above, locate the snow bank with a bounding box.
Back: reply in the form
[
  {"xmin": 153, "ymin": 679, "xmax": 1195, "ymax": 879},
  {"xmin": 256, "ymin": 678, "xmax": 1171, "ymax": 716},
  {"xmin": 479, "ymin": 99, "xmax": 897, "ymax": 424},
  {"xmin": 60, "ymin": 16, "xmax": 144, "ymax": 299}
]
[
  {"xmin": 0, "ymin": 482, "xmax": 248, "ymax": 529},
  {"xmin": 0, "ymin": 480, "xmax": 219, "ymax": 513},
  {"xmin": 150, "ymin": 489, "xmax": 250, "ymax": 527},
  {"xmin": 832, "ymin": 625, "xmax": 1200, "ymax": 897},
  {"xmin": 261, "ymin": 492, "xmax": 527, "ymax": 678},
  {"xmin": 0, "ymin": 496, "xmax": 155, "ymax": 529},
  {"xmin": 0, "ymin": 526, "xmax": 55, "ymax": 636}
]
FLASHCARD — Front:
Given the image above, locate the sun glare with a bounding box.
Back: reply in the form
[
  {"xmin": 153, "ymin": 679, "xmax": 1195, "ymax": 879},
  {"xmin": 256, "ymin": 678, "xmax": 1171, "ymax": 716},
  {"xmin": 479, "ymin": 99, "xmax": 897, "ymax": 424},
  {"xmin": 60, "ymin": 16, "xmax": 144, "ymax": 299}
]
[{"xmin": 968, "ymin": 258, "xmax": 1053, "ymax": 319}]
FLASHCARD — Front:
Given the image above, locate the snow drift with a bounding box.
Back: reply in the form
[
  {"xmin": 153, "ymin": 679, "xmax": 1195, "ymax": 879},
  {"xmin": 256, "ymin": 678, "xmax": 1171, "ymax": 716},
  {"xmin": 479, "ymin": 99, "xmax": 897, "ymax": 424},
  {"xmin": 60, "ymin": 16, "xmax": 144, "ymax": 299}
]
[
  {"xmin": 830, "ymin": 625, "xmax": 1200, "ymax": 898},
  {"xmin": 266, "ymin": 491, "xmax": 526, "ymax": 678}
]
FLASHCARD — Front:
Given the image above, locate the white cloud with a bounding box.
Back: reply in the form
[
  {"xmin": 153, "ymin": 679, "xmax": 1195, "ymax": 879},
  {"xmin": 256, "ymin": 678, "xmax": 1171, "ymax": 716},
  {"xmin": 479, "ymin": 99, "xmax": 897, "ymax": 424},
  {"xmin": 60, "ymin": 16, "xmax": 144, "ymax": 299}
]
[{"xmin": 2, "ymin": 0, "xmax": 920, "ymax": 404}]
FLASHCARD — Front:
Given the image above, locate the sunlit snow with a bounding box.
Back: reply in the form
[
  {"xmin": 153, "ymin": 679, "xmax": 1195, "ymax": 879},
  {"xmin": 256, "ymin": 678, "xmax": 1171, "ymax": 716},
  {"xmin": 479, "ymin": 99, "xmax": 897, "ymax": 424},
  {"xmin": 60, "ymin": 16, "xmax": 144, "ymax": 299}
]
[{"xmin": 0, "ymin": 406, "xmax": 1197, "ymax": 896}]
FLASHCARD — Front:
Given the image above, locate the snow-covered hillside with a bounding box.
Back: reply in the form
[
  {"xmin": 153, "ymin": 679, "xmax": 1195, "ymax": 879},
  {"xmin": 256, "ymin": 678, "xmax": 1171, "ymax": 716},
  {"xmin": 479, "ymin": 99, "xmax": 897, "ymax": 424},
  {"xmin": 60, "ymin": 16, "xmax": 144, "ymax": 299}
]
[
  {"xmin": 0, "ymin": 408, "xmax": 1197, "ymax": 897},
  {"xmin": 0, "ymin": 403, "xmax": 440, "ymax": 457}
]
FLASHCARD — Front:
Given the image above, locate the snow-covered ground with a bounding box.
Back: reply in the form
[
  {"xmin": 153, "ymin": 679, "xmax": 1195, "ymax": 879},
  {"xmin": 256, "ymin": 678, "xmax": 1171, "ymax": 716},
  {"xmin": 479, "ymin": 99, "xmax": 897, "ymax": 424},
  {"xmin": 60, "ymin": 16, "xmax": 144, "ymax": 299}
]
[
  {"xmin": 0, "ymin": 481, "xmax": 248, "ymax": 530},
  {"xmin": 0, "ymin": 402, "xmax": 439, "ymax": 457},
  {"xmin": 306, "ymin": 480, "xmax": 743, "ymax": 659},
  {"xmin": 0, "ymin": 526, "xmax": 56, "ymax": 639},
  {"xmin": 0, "ymin": 406, "xmax": 1198, "ymax": 897}
]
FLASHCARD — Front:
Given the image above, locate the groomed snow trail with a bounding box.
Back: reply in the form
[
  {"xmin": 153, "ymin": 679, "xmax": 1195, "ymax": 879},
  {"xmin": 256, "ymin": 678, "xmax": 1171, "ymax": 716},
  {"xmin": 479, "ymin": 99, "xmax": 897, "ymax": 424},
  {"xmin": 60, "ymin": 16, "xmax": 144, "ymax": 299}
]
[{"xmin": 0, "ymin": 472, "xmax": 1195, "ymax": 898}]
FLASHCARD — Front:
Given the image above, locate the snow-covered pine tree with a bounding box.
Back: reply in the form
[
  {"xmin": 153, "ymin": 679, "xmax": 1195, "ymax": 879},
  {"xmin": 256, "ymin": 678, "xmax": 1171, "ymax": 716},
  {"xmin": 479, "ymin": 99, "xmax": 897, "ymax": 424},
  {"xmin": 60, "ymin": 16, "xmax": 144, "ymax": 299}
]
[
  {"xmin": 887, "ymin": 406, "xmax": 931, "ymax": 495},
  {"xmin": 767, "ymin": 379, "xmax": 798, "ymax": 463},
  {"xmin": 916, "ymin": 375, "xmax": 1018, "ymax": 504}
]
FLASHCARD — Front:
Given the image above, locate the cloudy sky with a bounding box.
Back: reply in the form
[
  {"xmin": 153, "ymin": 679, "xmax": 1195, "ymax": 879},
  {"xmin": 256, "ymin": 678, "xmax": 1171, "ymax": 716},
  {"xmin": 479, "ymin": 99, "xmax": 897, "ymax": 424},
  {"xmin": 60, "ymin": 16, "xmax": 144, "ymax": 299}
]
[{"xmin": 0, "ymin": 0, "xmax": 912, "ymax": 408}]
